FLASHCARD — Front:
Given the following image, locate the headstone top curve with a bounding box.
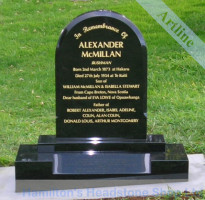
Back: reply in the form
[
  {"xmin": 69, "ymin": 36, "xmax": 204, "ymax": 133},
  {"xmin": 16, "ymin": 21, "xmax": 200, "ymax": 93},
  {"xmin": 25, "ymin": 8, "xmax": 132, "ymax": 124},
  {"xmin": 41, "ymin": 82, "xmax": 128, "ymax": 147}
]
[{"xmin": 56, "ymin": 10, "xmax": 146, "ymax": 50}]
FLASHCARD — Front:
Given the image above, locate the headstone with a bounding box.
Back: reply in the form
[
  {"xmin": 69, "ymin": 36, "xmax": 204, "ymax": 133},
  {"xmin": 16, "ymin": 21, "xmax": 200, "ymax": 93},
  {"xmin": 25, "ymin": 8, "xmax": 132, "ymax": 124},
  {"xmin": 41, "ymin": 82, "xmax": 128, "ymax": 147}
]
[
  {"xmin": 55, "ymin": 11, "xmax": 147, "ymax": 139},
  {"xmin": 15, "ymin": 10, "xmax": 188, "ymax": 192}
]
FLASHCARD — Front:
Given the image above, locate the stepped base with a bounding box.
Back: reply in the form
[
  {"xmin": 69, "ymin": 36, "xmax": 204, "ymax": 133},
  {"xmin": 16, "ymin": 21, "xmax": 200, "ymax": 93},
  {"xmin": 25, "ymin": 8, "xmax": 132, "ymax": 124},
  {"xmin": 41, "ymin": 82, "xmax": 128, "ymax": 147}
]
[{"xmin": 15, "ymin": 135, "xmax": 188, "ymax": 191}]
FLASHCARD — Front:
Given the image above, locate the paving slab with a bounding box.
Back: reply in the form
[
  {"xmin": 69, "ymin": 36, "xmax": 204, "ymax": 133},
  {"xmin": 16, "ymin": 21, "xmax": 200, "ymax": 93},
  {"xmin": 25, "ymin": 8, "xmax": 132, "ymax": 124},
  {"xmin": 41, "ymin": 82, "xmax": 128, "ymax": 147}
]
[{"xmin": 0, "ymin": 154, "xmax": 204, "ymax": 200}]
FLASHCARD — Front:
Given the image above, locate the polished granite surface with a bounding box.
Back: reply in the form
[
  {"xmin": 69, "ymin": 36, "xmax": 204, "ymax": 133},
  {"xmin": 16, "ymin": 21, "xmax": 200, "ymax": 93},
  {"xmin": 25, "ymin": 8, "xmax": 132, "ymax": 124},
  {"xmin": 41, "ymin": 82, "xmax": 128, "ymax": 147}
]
[
  {"xmin": 1, "ymin": 154, "xmax": 203, "ymax": 197},
  {"xmin": 15, "ymin": 136, "xmax": 188, "ymax": 180}
]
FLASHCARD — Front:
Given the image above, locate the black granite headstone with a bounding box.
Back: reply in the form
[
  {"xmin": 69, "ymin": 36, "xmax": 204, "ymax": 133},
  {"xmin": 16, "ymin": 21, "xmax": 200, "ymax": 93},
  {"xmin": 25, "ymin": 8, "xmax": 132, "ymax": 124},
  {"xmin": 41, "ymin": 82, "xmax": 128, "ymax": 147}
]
[
  {"xmin": 15, "ymin": 11, "xmax": 188, "ymax": 192},
  {"xmin": 55, "ymin": 11, "xmax": 147, "ymax": 139}
]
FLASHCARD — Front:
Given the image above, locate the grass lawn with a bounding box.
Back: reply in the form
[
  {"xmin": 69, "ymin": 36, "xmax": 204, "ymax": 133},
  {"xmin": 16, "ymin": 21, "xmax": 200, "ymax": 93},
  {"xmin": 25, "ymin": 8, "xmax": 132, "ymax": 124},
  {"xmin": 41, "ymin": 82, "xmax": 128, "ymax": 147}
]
[{"xmin": 0, "ymin": 0, "xmax": 204, "ymax": 168}]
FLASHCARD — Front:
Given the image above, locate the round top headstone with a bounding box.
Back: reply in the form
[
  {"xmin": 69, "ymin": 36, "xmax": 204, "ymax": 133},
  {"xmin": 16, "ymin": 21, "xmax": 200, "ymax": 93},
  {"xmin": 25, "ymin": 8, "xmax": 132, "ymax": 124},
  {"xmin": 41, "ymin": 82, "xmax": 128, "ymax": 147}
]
[{"xmin": 56, "ymin": 10, "xmax": 147, "ymax": 139}]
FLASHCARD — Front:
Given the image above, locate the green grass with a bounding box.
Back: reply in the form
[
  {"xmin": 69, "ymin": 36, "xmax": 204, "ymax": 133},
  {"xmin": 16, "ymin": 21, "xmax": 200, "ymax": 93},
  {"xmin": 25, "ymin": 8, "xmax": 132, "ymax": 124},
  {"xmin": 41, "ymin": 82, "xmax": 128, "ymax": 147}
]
[
  {"xmin": 105, "ymin": 189, "xmax": 205, "ymax": 199},
  {"xmin": 0, "ymin": 0, "xmax": 205, "ymax": 166}
]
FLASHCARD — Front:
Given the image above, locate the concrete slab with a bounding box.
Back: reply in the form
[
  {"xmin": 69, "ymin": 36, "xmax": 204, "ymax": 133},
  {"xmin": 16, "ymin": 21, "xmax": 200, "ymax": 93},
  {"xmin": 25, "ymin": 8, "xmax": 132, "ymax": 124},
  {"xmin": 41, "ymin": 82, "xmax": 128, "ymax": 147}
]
[{"xmin": 0, "ymin": 154, "xmax": 204, "ymax": 200}]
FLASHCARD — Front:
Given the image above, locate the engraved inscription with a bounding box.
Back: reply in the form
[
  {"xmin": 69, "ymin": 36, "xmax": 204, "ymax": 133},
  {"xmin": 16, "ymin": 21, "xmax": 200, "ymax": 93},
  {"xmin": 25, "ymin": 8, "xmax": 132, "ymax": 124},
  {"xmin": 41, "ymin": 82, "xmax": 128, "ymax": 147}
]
[{"xmin": 56, "ymin": 11, "xmax": 147, "ymax": 138}]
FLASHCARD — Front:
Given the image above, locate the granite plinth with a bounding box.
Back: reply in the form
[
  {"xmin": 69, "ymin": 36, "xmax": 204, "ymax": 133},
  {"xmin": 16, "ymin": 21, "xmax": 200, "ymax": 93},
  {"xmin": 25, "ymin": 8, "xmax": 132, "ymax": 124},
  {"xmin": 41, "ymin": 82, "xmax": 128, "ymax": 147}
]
[{"xmin": 15, "ymin": 135, "xmax": 188, "ymax": 183}]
